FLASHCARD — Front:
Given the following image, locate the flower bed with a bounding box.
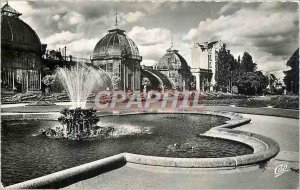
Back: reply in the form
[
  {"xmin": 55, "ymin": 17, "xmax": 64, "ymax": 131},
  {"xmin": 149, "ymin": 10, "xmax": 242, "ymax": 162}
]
[{"xmin": 270, "ymin": 96, "xmax": 299, "ymax": 110}]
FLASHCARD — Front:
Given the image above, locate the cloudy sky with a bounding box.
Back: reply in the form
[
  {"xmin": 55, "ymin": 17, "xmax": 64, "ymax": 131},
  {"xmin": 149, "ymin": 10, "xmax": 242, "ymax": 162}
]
[{"xmin": 7, "ymin": 0, "xmax": 299, "ymax": 79}]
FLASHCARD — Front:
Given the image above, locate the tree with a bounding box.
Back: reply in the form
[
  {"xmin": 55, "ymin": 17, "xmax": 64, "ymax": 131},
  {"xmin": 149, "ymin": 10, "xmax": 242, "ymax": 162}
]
[
  {"xmin": 236, "ymin": 71, "xmax": 268, "ymax": 95},
  {"xmin": 186, "ymin": 66, "xmax": 194, "ymax": 89},
  {"xmin": 43, "ymin": 75, "xmax": 55, "ymax": 86},
  {"xmin": 215, "ymin": 44, "xmax": 239, "ymax": 91},
  {"xmin": 284, "ymin": 49, "xmax": 299, "ymax": 94},
  {"xmin": 241, "ymin": 52, "xmax": 257, "ymax": 72},
  {"xmin": 237, "ymin": 55, "xmax": 241, "ymax": 66},
  {"xmin": 255, "ymin": 71, "xmax": 269, "ymax": 94},
  {"xmin": 142, "ymin": 77, "xmax": 151, "ymax": 87},
  {"xmin": 215, "ymin": 44, "xmax": 230, "ymax": 89},
  {"xmin": 42, "ymin": 75, "xmax": 56, "ymax": 94},
  {"xmin": 237, "ymin": 72, "xmax": 259, "ymax": 95},
  {"xmin": 111, "ymin": 76, "xmax": 122, "ymax": 90}
]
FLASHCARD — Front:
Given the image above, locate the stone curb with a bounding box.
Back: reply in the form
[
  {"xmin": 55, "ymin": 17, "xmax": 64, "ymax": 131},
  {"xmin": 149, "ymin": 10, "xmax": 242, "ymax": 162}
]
[
  {"xmin": 5, "ymin": 154, "xmax": 126, "ymax": 189},
  {"xmin": 120, "ymin": 111, "xmax": 279, "ymax": 168}
]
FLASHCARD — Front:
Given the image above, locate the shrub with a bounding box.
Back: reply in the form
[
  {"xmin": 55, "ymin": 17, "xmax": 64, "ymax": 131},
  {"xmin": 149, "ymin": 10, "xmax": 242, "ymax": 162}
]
[
  {"xmin": 271, "ymin": 96, "xmax": 299, "ymax": 110},
  {"xmin": 236, "ymin": 98, "xmax": 269, "ymax": 108}
]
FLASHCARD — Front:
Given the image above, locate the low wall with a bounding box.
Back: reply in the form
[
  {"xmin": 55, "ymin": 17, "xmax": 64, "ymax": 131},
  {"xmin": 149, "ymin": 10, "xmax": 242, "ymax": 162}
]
[{"xmin": 3, "ymin": 110, "xmax": 280, "ymax": 189}]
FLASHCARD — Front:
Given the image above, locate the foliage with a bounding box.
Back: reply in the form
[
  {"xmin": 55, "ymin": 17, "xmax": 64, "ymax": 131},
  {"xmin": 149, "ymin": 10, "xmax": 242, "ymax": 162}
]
[
  {"xmin": 283, "ymin": 49, "xmax": 299, "ymax": 94},
  {"xmin": 236, "ymin": 98, "xmax": 269, "ymax": 107},
  {"xmin": 236, "ymin": 71, "xmax": 268, "ymax": 95},
  {"xmin": 111, "ymin": 76, "xmax": 122, "ymax": 89},
  {"xmin": 142, "ymin": 77, "xmax": 151, "ymax": 87},
  {"xmin": 42, "ymin": 75, "xmax": 56, "ymax": 86},
  {"xmin": 201, "ymin": 95, "xmax": 298, "ymax": 110},
  {"xmin": 255, "ymin": 71, "xmax": 269, "ymax": 94},
  {"xmin": 215, "ymin": 44, "xmax": 238, "ymax": 90},
  {"xmin": 185, "ymin": 65, "xmax": 194, "ymax": 89},
  {"xmin": 58, "ymin": 108, "xmax": 100, "ymax": 139},
  {"xmin": 269, "ymin": 82, "xmax": 285, "ymax": 95},
  {"xmin": 58, "ymin": 108, "xmax": 99, "ymax": 127},
  {"xmin": 214, "ymin": 50, "xmax": 269, "ymax": 96},
  {"xmin": 270, "ymin": 96, "xmax": 299, "ymax": 110},
  {"xmin": 241, "ymin": 52, "xmax": 257, "ymax": 72},
  {"xmin": 1, "ymin": 94, "xmax": 21, "ymax": 103}
]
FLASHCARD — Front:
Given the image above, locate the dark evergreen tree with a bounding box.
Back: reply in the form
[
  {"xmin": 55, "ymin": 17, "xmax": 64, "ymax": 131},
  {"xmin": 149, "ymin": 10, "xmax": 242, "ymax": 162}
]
[
  {"xmin": 215, "ymin": 45, "xmax": 240, "ymax": 91},
  {"xmin": 283, "ymin": 49, "xmax": 299, "ymax": 94},
  {"xmin": 241, "ymin": 52, "xmax": 257, "ymax": 72},
  {"xmin": 237, "ymin": 55, "xmax": 241, "ymax": 65},
  {"xmin": 255, "ymin": 71, "xmax": 269, "ymax": 94},
  {"xmin": 215, "ymin": 44, "xmax": 231, "ymax": 90}
]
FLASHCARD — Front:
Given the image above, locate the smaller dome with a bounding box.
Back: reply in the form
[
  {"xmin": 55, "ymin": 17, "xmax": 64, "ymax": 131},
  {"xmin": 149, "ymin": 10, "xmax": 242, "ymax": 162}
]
[
  {"xmin": 155, "ymin": 47, "xmax": 188, "ymax": 71},
  {"xmin": 93, "ymin": 28, "xmax": 141, "ymax": 61}
]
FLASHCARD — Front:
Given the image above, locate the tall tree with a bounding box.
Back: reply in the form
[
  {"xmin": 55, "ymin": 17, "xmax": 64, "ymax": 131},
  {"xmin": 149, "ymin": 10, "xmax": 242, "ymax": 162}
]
[
  {"xmin": 215, "ymin": 45, "xmax": 240, "ymax": 91},
  {"xmin": 215, "ymin": 44, "xmax": 231, "ymax": 88},
  {"xmin": 241, "ymin": 52, "xmax": 257, "ymax": 72},
  {"xmin": 284, "ymin": 49, "xmax": 299, "ymax": 94},
  {"xmin": 237, "ymin": 55, "xmax": 241, "ymax": 65},
  {"xmin": 255, "ymin": 71, "xmax": 269, "ymax": 94}
]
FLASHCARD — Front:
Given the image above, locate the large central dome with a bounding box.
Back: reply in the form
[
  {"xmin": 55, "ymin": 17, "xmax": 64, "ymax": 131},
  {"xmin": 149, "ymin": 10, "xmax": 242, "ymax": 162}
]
[{"xmin": 92, "ymin": 28, "xmax": 141, "ymax": 61}]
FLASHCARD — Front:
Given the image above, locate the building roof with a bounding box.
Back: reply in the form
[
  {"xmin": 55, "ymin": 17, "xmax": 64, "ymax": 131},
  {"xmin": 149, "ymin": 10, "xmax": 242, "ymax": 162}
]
[
  {"xmin": 198, "ymin": 41, "xmax": 221, "ymax": 50},
  {"xmin": 1, "ymin": 3, "xmax": 41, "ymax": 53},
  {"xmin": 155, "ymin": 46, "xmax": 189, "ymax": 71},
  {"xmin": 92, "ymin": 28, "xmax": 142, "ymax": 61},
  {"xmin": 1, "ymin": 3, "xmax": 22, "ymax": 17}
]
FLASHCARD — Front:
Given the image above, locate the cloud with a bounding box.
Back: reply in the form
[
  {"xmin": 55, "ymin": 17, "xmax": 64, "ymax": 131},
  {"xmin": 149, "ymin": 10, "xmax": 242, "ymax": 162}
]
[
  {"xmin": 7, "ymin": 1, "xmax": 298, "ymax": 80},
  {"xmin": 141, "ymin": 59, "xmax": 156, "ymax": 66},
  {"xmin": 66, "ymin": 38, "xmax": 99, "ymax": 57},
  {"xmin": 128, "ymin": 26, "xmax": 171, "ymax": 46},
  {"xmin": 219, "ymin": 2, "xmax": 259, "ymax": 16},
  {"xmin": 128, "ymin": 26, "xmax": 172, "ymax": 61},
  {"xmin": 185, "ymin": 2, "xmax": 299, "ymax": 79},
  {"xmin": 48, "ymin": 38, "xmax": 99, "ymax": 58},
  {"xmin": 128, "ymin": 26, "xmax": 192, "ymax": 67},
  {"xmin": 122, "ymin": 11, "xmax": 145, "ymax": 23},
  {"xmin": 44, "ymin": 31, "xmax": 83, "ymax": 45}
]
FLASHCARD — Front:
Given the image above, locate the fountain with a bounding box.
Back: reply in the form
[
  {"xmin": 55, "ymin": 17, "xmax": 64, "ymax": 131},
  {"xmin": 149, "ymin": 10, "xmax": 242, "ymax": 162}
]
[
  {"xmin": 40, "ymin": 63, "xmax": 113, "ymax": 140},
  {"xmin": 55, "ymin": 64, "xmax": 109, "ymax": 108}
]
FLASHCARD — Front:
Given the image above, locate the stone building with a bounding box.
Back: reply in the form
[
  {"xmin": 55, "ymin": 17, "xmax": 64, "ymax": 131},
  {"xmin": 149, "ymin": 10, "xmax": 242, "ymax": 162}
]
[
  {"xmin": 191, "ymin": 40, "xmax": 224, "ymax": 91},
  {"xmin": 92, "ymin": 27, "xmax": 142, "ymax": 91},
  {"xmin": 1, "ymin": 3, "xmax": 42, "ymax": 93},
  {"xmin": 154, "ymin": 46, "xmax": 192, "ymax": 90}
]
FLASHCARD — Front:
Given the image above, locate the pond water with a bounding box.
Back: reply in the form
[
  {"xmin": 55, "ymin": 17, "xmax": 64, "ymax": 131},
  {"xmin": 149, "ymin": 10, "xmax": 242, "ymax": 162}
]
[{"xmin": 1, "ymin": 113, "xmax": 253, "ymax": 186}]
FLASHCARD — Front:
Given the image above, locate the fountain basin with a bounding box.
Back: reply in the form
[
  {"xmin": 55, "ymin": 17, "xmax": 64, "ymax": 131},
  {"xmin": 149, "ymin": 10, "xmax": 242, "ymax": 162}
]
[{"xmin": 2, "ymin": 111, "xmax": 280, "ymax": 188}]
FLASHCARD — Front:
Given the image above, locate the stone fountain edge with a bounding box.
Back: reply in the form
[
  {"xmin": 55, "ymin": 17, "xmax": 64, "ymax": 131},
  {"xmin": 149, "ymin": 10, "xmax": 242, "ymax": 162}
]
[{"xmin": 3, "ymin": 110, "xmax": 280, "ymax": 189}]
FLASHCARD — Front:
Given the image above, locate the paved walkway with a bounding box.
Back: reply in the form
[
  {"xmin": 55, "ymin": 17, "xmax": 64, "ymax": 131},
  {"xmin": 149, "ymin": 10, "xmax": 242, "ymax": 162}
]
[
  {"xmin": 2, "ymin": 103, "xmax": 298, "ymax": 119},
  {"xmin": 0, "ymin": 103, "xmax": 28, "ymax": 108},
  {"xmin": 203, "ymin": 106, "xmax": 299, "ymax": 119},
  {"xmin": 239, "ymin": 114, "xmax": 299, "ymax": 152},
  {"xmin": 64, "ymin": 114, "xmax": 299, "ymax": 189}
]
